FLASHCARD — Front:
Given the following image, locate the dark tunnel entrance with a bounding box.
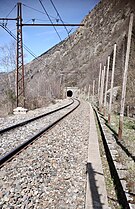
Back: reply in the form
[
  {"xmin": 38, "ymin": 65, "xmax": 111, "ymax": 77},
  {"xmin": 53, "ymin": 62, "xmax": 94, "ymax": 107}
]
[{"xmin": 67, "ymin": 90, "xmax": 73, "ymax": 97}]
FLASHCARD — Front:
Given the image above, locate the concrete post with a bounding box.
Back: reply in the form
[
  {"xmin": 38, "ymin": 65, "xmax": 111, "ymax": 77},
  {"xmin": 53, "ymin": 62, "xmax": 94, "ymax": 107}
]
[
  {"xmin": 92, "ymin": 80, "xmax": 95, "ymax": 103},
  {"xmin": 118, "ymin": 13, "xmax": 134, "ymax": 139},
  {"xmin": 108, "ymin": 43, "xmax": 117, "ymax": 124},
  {"xmin": 98, "ymin": 63, "xmax": 102, "ymax": 102},
  {"xmin": 104, "ymin": 56, "xmax": 110, "ymax": 116},
  {"xmin": 99, "ymin": 66, "xmax": 106, "ymax": 112}
]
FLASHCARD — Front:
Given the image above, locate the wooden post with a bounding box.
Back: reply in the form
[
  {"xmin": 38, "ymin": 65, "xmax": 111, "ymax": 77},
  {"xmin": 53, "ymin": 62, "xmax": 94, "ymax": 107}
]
[
  {"xmin": 104, "ymin": 56, "xmax": 110, "ymax": 116},
  {"xmin": 98, "ymin": 63, "xmax": 102, "ymax": 101},
  {"xmin": 108, "ymin": 43, "xmax": 117, "ymax": 124},
  {"xmin": 118, "ymin": 13, "xmax": 134, "ymax": 139},
  {"xmin": 92, "ymin": 80, "xmax": 95, "ymax": 103},
  {"xmin": 99, "ymin": 66, "xmax": 106, "ymax": 112}
]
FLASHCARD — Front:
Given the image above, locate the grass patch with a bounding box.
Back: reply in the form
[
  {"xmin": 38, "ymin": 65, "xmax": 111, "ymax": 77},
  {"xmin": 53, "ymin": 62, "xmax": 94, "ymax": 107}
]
[
  {"xmin": 105, "ymin": 114, "xmax": 135, "ymax": 156},
  {"xmin": 103, "ymin": 112, "xmax": 135, "ymax": 203}
]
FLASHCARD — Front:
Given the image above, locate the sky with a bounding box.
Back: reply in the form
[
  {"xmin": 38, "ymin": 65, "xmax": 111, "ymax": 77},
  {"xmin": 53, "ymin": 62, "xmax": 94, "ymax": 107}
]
[{"xmin": 0, "ymin": 0, "xmax": 100, "ymax": 70}]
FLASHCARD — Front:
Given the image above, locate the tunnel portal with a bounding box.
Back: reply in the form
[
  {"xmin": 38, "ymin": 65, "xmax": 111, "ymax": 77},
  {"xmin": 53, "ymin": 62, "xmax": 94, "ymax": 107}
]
[{"xmin": 67, "ymin": 90, "xmax": 73, "ymax": 97}]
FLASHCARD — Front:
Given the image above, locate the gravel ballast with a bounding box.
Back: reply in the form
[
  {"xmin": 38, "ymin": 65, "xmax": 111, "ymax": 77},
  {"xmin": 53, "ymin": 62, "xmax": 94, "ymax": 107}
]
[
  {"xmin": 0, "ymin": 99, "xmax": 72, "ymax": 130},
  {"xmin": 0, "ymin": 100, "xmax": 90, "ymax": 208},
  {"xmin": 0, "ymin": 99, "xmax": 74, "ymax": 157}
]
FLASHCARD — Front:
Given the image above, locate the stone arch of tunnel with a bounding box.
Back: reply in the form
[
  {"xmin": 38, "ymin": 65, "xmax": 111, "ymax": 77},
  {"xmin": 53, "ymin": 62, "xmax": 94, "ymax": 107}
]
[{"xmin": 67, "ymin": 90, "xmax": 73, "ymax": 97}]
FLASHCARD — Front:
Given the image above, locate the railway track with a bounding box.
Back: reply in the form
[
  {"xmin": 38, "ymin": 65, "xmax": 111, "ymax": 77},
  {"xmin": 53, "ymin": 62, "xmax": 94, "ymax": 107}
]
[
  {"xmin": 94, "ymin": 106, "xmax": 135, "ymax": 209},
  {"xmin": 0, "ymin": 99, "xmax": 74, "ymax": 134},
  {"xmin": 0, "ymin": 99, "xmax": 89, "ymax": 208},
  {"xmin": 0, "ymin": 98, "xmax": 80, "ymax": 168}
]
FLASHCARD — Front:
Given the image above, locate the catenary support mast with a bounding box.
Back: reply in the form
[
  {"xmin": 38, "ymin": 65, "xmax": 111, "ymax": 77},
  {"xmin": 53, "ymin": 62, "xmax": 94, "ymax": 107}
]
[
  {"xmin": 16, "ymin": 2, "xmax": 25, "ymax": 107},
  {"xmin": 0, "ymin": 2, "xmax": 84, "ymax": 108}
]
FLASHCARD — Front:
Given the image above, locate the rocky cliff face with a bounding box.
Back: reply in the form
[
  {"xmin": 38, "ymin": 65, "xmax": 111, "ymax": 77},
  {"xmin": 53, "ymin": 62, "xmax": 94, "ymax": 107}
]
[{"xmin": 0, "ymin": 0, "xmax": 135, "ymax": 114}]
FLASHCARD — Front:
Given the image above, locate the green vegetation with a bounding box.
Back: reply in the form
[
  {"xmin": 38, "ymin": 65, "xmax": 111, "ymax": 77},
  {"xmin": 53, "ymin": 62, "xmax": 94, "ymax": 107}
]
[
  {"xmin": 110, "ymin": 114, "xmax": 135, "ymax": 156},
  {"xmin": 104, "ymin": 113, "xmax": 135, "ymax": 203}
]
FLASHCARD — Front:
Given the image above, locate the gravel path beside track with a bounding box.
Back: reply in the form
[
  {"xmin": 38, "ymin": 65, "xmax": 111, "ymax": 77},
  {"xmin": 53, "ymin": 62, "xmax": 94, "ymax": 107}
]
[{"xmin": 0, "ymin": 100, "xmax": 90, "ymax": 208}]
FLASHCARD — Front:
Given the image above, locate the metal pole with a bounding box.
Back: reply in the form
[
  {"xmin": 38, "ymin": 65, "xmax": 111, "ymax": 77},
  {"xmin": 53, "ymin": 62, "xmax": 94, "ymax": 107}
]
[
  {"xmin": 118, "ymin": 13, "xmax": 134, "ymax": 139},
  {"xmin": 0, "ymin": 18, "xmax": 17, "ymax": 20},
  {"xmin": 104, "ymin": 56, "xmax": 110, "ymax": 116},
  {"xmin": 22, "ymin": 23, "xmax": 84, "ymax": 27},
  {"xmin": 16, "ymin": 2, "xmax": 25, "ymax": 107},
  {"xmin": 1, "ymin": 3, "xmax": 84, "ymax": 109},
  {"xmin": 108, "ymin": 43, "xmax": 117, "ymax": 123}
]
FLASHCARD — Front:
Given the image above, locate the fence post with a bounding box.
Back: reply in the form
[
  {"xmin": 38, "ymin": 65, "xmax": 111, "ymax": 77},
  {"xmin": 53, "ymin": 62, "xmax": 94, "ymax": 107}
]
[
  {"xmin": 99, "ymin": 66, "xmax": 106, "ymax": 112},
  {"xmin": 118, "ymin": 13, "xmax": 134, "ymax": 139},
  {"xmin": 92, "ymin": 80, "xmax": 95, "ymax": 103},
  {"xmin": 98, "ymin": 63, "xmax": 102, "ymax": 102},
  {"xmin": 108, "ymin": 43, "xmax": 117, "ymax": 123},
  {"xmin": 104, "ymin": 56, "xmax": 110, "ymax": 116}
]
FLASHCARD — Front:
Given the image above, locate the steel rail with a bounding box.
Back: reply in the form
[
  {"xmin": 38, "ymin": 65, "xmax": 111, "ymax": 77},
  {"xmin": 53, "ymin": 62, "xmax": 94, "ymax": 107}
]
[
  {"xmin": 0, "ymin": 99, "xmax": 80, "ymax": 168},
  {"xmin": 0, "ymin": 99, "xmax": 74, "ymax": 134},
  {"xmin": 93, "ymin": 106, "xmax": 131, "ymax": 209}
]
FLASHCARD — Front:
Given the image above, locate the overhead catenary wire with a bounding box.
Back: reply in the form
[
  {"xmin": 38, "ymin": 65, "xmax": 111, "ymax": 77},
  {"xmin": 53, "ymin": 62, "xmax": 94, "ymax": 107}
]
[
  {"xmin": 0, "ymin": 23, "xmax": 51, "ymax": 78},
  {"xmin": 0, "ymin": 2, "xmax": 79, "ymax": 71},
  {"xmin": 0, "ymin": 1, "xmax": 61, "ymax": 74},
  {"xmin": 0, "ymin": 24, "xmax": 38, "ymax": 59},
  {"xmin": 38, "ymin": 0, "xmax": 62, "ymax": 41},
  {"xmin": 6, "ymin": 5, "xmax": 16, "ymax": 18},
  {"xmin": 48, "ymin": 0, "xmax": 79, "ymax": 65},
  {"xmin": 49, "ymin": 0, "xmax": 70, "ymax": 38},
  {"xmin": 23, "ymin": 4, "xmax": 57, "ymax": 20},
  {"xmin": 1, "ymin": 5, "xmax": 17, "ymax": 29}
]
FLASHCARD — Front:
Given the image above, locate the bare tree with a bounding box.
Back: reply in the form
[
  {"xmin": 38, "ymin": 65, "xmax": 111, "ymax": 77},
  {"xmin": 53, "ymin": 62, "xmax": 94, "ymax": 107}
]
[
  {"xmin": 0, "ymin": 41, "xmax": 16, "ymax": 113},
  {"xmin": 0, "ymin": 41, "xmax": 16, "ymax": 72}
]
